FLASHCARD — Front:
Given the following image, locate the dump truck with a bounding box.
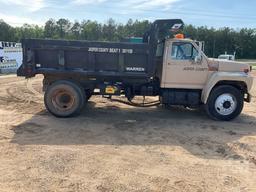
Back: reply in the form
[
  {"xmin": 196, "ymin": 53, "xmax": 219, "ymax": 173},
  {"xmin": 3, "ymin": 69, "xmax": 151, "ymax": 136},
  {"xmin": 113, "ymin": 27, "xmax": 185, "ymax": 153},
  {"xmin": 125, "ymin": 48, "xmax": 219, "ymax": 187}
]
[{"xmin": 17, "ymin": 19, "xmax": 254, "ymax": 121}]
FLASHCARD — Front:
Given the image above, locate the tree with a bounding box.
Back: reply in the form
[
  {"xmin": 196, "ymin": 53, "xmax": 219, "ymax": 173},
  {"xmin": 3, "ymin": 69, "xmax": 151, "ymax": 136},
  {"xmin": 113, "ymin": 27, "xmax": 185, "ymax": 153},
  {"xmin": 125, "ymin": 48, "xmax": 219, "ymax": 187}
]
[
  {"xmin": 0, "ymin": 20, "xmax": 15, "ymax": 42},
  {"xmin": 56, "ymin": 18, "xmax": 71, "ymax": 38},
  {"xmin": 13, "ymin": 24, "xmax": 43, "ymax": 41},
  {"xmin": 1, "ymin": 18, "xmax": 256, "ymax": 59},
  {"xmin": 70, "ymin": 21, "xmax": 81, "ymax": 40},
  {"xmin": 102, "ymin": 18, "xmax": 117, "ymax": 41},
  {"xmin": 81, "ymin": 20, "xmax": 102, "ymax": 41},
  {"xmin": 44, "ymin": 19, "xmax": 58, "ymax": 38}
]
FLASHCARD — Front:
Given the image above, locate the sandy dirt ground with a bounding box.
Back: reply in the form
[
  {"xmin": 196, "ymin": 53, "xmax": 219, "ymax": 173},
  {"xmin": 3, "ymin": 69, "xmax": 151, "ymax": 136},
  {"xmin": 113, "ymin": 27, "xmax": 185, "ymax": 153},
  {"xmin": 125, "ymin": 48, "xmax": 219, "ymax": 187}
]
[{"xmin": 0, "ymin": 73, "xmax": 255, "ymax": 192}]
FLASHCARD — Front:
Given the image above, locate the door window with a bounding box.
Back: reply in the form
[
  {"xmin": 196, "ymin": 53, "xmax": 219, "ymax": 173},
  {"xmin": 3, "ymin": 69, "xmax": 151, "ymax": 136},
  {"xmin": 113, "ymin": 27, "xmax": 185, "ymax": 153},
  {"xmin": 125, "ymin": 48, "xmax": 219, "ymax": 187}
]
[{"xmin": 170, "ymin": 42, "xmax": 198, "ymax": 60}]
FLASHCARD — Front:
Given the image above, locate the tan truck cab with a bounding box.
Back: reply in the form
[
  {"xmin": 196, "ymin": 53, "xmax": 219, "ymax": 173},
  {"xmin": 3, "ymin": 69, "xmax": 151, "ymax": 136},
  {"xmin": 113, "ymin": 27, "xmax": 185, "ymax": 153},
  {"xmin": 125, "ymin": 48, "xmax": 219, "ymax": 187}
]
[{"xmin": 161, "ymin": 37, "xmax": 254, "ymax": 120}]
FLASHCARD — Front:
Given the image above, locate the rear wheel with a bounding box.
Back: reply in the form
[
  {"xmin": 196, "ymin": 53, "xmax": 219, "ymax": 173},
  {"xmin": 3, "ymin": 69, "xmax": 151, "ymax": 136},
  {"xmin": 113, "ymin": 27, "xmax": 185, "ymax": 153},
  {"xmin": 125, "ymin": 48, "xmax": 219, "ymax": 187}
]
[
  {"xmin": 205, "ymin": 85, "xmax": 244, "ymax": 121},
  {"xmin": 44, "ymin": 80, "xmax": 86, "ymax": 117}
]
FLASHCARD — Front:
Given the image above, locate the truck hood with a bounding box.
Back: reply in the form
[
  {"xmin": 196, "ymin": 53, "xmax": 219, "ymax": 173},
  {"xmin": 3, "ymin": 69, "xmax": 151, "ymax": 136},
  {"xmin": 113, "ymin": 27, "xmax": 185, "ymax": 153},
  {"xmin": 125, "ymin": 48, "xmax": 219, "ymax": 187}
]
[{"xmin": 207, "ymin": 58, "xmax": 250, "ymax": 72}]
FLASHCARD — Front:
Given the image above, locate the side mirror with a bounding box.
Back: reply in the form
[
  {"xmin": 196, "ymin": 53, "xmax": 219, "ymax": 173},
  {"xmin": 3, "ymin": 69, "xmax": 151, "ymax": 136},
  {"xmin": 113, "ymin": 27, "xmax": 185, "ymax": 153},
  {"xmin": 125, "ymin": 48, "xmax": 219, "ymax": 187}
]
[{"xmin": 194, "ymin": 55, "xmax": 202, "ymax": 63}]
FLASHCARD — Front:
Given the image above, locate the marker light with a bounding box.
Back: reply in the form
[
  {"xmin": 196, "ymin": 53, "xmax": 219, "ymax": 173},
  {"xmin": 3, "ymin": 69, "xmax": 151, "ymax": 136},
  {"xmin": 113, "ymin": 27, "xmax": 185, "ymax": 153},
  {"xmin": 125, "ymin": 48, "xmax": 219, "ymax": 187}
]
[{"xmin": 174, "ymin": 33, "xmax": 185, "ymax": 39}]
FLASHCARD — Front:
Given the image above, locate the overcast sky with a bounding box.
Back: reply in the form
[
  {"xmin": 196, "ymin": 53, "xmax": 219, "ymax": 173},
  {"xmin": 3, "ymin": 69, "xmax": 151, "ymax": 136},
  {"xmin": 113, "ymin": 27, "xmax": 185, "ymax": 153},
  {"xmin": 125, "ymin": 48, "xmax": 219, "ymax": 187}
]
[{"xmin": 0, "ymin": 0, "xmax": 256, "ymax": 28}]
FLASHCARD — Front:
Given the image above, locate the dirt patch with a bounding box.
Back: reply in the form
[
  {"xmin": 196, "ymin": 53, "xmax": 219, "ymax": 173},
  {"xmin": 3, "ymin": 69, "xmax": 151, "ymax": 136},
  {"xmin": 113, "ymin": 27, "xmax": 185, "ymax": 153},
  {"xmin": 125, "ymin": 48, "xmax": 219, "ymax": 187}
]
[
  {"xmin": 0, "ymin": 75, "xmax": 255, "ymax": 192},
  {"xmin": 251, "ymin": 70, "xmax": 256, "ymax": 77}
]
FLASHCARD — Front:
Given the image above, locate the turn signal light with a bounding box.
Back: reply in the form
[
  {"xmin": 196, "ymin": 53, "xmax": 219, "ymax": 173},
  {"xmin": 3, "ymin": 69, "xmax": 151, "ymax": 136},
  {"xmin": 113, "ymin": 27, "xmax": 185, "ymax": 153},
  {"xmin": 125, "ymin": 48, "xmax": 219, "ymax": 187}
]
[{"xmin": 244, "ymin": 68, "xmax": 249, "ymax": 73}]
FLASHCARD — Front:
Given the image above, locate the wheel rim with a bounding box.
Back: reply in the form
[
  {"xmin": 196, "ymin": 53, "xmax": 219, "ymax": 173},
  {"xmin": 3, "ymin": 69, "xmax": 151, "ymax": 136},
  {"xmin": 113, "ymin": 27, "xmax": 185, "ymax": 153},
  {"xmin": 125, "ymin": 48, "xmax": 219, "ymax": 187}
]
[
  {"xmin": 52, "ymin": 89, "xmax": 75, "ymax": 111},
  {"xmin": 214, "ymin": 93, "xmax": 237, "ymax": 116}
]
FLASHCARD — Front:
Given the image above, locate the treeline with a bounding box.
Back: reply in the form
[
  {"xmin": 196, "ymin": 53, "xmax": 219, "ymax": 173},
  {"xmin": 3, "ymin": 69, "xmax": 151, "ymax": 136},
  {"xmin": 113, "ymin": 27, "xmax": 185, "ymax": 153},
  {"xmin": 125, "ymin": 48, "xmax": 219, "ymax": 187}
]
[{"xmin": 1, "ymin": 18, "xmax": 256, "ymax": 59}]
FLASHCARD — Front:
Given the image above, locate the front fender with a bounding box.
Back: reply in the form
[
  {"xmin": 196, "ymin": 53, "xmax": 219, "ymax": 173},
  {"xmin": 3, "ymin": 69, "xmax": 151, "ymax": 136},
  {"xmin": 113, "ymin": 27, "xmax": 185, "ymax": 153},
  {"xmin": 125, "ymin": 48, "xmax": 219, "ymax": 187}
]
[{"xmin": 201, "ymin": 72, "xmax": 254, "ymax": 104}]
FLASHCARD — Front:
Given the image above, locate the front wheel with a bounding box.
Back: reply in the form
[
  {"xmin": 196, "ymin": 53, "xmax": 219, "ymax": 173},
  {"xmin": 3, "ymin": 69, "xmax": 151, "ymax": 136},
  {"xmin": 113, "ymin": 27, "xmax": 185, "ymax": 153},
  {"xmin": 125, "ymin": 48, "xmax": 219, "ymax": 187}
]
[{"xmin": 205, "ymin": 85, "xmax": 244, "ymax": 121}]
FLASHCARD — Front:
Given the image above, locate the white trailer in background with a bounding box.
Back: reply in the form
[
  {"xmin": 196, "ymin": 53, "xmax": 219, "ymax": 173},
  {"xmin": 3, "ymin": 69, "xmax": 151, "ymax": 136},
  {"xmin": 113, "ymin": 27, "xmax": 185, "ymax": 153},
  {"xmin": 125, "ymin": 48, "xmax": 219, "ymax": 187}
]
[{"xmin": 0, "ymin": 41, "xmax": 22, "ymax": 74}]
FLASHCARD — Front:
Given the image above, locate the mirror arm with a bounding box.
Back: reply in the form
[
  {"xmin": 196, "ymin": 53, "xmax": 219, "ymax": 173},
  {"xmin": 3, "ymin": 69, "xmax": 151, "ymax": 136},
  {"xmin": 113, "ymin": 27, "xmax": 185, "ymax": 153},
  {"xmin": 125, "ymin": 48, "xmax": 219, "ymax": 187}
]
[{"xmin": 198, "ymin": 42, "xmax": 202, "ymax": 58}]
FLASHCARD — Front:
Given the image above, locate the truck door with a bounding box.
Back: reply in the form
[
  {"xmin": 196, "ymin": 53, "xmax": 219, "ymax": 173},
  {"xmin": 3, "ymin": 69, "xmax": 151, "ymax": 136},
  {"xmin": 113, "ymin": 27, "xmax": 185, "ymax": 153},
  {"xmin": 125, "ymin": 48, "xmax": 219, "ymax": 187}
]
[{"xmin": 162, "ymin": 40, "xmax": 208, "ymax": 89}]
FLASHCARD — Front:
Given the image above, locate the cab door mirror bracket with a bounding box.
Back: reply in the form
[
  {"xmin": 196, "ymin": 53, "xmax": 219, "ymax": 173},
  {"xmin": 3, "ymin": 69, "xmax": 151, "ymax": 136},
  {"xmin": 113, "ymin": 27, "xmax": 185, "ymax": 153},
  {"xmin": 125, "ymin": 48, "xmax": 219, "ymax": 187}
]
[{"xmin": 194, "ymin": 55, "xmax": 202, "ymax": 63}]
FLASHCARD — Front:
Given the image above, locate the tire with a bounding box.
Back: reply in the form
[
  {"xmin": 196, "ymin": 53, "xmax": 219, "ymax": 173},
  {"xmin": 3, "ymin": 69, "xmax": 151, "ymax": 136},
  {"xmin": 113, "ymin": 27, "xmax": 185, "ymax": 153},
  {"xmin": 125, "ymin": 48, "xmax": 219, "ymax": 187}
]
[
  {"xmin": 205, "ymin": 85, "xmax": 244, "ymax": 121},
  {"xmin": 44, "ymin": 80, "xmax": 86, "ymax": 117}
]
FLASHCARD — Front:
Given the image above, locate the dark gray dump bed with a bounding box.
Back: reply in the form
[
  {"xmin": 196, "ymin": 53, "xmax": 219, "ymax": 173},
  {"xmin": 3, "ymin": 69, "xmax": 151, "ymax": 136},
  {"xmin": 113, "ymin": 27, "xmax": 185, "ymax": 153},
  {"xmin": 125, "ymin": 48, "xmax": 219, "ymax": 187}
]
[
  {"xmin": 18, "ymin": 39, "xmax": 154, "ymax": 82},
  {"xmin": 18, "ymin": 19, "xmax": 184, "ymax": 84}
]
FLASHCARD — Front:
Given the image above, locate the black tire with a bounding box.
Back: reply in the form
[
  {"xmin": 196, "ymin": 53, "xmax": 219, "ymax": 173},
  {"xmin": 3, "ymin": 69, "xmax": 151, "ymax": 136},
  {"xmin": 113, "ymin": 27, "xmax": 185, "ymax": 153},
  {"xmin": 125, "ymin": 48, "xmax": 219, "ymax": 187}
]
[
  {"xmin": 205, "ymin": 85, "xmax": 244, "ymax": 121},
  {"xmin": 44, "ymin": 80, "xmax": 86, "ymax": 117}
]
